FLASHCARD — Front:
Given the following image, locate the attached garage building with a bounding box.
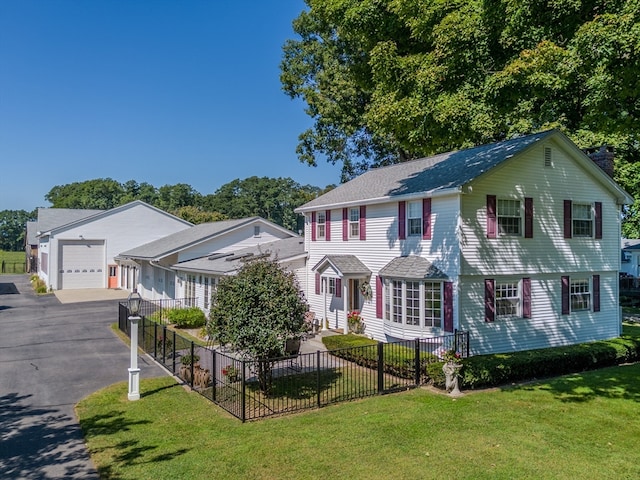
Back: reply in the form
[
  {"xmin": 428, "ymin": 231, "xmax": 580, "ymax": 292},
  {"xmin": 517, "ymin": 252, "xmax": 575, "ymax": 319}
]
[
  {"xmin": 58, "ymin": 240, "xmax": 106, "ymax": 289},
  {"xmin": 36, "ymin": 201, "xmax": 192, "ymax": 291}
]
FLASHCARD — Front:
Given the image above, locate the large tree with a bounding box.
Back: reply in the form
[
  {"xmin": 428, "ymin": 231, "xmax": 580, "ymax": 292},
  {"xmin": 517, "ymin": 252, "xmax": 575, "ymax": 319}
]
[
  {"xmin": 208, "ymin": 258, "xmax": 309, "ymax": 393},
  {"xmin": 281, "ymin": 0, "xmax": 640, "ymax": 232},
  {"xmin": 0, "ymin": 209, "xmax": 36, "ymax": 251}
]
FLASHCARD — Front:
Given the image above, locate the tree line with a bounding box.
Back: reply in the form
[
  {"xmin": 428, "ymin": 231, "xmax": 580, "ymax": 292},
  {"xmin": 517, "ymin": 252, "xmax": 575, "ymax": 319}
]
[{"xmin": 0, "ymin": 177, "xmax": 335, "ymax": 251}]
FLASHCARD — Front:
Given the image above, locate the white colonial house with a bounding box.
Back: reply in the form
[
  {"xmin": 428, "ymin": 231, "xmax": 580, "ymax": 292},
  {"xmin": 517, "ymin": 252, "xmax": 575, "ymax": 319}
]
[
  {"xmin": 117, "ymin": 217, "xmax": 301, "ymax": 312},
  {"xmin": 295, "ymin": 129, "xmax": 633, "ymax": 355},
  {"xmin": 35, "ymin": 201, "xmax": 192, "ymax": 290}
]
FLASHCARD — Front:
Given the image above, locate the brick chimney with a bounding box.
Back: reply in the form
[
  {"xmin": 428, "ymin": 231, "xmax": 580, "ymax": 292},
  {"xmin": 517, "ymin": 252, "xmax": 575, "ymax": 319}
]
[{"xmin": 584, "ymin": 145, "xmax": 615, "ymax": 178}]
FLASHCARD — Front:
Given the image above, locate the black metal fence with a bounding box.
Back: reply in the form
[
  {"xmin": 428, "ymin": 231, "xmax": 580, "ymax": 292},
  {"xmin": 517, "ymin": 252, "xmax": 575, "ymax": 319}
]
[
  {"xmin": 119, "ymin": 303, "xmax": 470, "ymax": 422},
  {"xmin": 1, "ymin": 260, "xmax": 26, "ymax": 274},
  {"xmin": 133, "ymin": 297, "xmax": 197, "ymax": 323}
]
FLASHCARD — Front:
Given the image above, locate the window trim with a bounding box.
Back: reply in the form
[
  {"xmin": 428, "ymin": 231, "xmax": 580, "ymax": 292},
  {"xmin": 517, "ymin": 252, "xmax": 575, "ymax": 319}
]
[
  {"xmin": 383, "ymin": 278, "xmax": 443, "ymax": 329},
  {"xmin": 348, "ymin": 207, "xmax": 360, "ymax": 238},
  {"xmin": 497, "ymin": 199, "xmax": 522, "ymax": 237},
  {"xmin": 317, "ymin": 211, "xmax": 326, "ymax": 239}
]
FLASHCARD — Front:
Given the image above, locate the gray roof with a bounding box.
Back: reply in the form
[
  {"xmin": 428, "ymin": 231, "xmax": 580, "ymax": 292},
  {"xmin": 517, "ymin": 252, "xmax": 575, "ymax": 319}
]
[
  {"xmin": 36, "ymin": 207, "xmax": 103, "ymax": 234},
  {"xmin": 312, "ymin": 255, "xmax": 371, "ymax": 276},
  {"xmin": 26, "ymin": 221, "xmax": 38, "ymax": 245},
  {"xmin": 379, "ymin": 256, "xmax": 448, "ymax": 280},
  {"xmin": 297, "ymin": 130, "xmax": 555, "ymax": 210},
  {"xmin": 622, "ymin": 238, "xmax": 640, "ymax": 250},
  {"xmin": 174, "ymin": 236, "xmax": 306, "ymax": 275},
  {"xmin": 119, "ymin": 217, "xmax": 279, "ymax": 260}
]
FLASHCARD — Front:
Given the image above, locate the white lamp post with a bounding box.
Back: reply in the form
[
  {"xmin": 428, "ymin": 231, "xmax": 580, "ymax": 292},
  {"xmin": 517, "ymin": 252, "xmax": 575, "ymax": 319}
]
[{"xmin": 127, "ymin": 290, "xmax": 142, "ymax": 401}]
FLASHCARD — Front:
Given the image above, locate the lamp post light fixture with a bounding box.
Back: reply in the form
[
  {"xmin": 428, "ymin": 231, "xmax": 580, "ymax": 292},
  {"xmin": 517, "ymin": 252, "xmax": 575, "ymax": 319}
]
[{"xmin": 127, "ymin": 289, "xmax": 142, "ymax": 401}]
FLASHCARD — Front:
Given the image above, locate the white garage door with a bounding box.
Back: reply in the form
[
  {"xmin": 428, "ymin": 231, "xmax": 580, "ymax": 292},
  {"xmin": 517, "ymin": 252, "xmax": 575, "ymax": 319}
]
[{"xmin": 59, "ymin": 240, "xmax": 105, "ymax": 289}]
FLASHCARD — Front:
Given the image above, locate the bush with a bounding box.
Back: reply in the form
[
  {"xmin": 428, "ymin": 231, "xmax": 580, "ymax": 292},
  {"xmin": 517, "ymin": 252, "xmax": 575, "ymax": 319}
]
[
  {"xmin": 450, "ymin": 331, "xmax": 640, "ymax": 390},
  {"xmin": 323, "ymin": 334, "xmax": 438, "ymax": 380},
  {"xmin": 30, "ymin": 275, "xmax": 49, "ymax": 294},
  {"xmin": 168, "ymin": 307, "xmax": 206, "ymax": 329}
]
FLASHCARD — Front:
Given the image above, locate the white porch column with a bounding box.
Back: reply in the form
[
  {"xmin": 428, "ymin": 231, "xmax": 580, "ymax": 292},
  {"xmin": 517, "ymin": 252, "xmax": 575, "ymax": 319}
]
[{"xmin": 343, "ymin": 278, "xmax": 349, "ymax": 334}]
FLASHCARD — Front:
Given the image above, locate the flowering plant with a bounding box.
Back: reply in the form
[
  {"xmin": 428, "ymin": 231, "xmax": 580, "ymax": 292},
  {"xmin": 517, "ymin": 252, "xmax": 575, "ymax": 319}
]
[
  {"xmin": 442, "ymin": 349, "xmax": 462, "ymax": 364},
  {"xmin": 222, "ymin": 364, "xmax": 239, "ymax": 381},
  {"xmin": 347, "ymin": 310, "xmax": 365, "ymax": 334}
]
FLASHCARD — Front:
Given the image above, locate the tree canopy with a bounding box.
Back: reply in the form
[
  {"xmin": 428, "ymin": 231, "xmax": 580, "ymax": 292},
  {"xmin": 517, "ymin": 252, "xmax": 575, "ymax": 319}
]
[
  {"xmin": 281, "ymin": 0, "xmax": 640, "ymax": 233},
  {"xmin": 0, "ymin": 210, "xmax": 36, "ymax": 251},
  {"xmin": 207, "ymin": 258, "xmax": 309, "ymax": 393}
]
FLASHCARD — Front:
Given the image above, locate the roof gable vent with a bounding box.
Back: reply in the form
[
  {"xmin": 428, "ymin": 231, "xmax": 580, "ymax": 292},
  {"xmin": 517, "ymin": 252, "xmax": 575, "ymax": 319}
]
[{"xmin": 544, "ymin": 147, "xmax": 552, "ymax": 167}]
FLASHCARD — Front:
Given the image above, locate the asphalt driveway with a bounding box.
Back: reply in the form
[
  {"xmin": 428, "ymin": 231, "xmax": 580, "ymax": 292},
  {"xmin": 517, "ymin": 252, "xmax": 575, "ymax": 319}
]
[{"xmin": 0, "ymin": 274, "xmax": 165, "ymax": 479}]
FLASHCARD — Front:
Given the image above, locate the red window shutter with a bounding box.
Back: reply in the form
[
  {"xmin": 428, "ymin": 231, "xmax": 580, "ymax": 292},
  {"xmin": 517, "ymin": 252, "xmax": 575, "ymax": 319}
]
[
  {"xmin": 376, "ymin": 275, "xmax": 382, "ymax": 318},
  {"xmin": 423, "ymin": 198, "xmax": 432, "ymax": 240},
  {"xmin": 486, "ymin": 195, "xmax": 496, "ymax": 239},
  {"xmin": 398, "ymin": 201, "xmax": 406, "ymax": 240},
  {"xmin": 315, "ymin": 273, "xmax": 320, "ymax": 295},
  {"xmin": 311, "ymin": 212, "xmax": 317, "ymax": 242},
  {"xmin": 335, "ymin": 278, "xmax": 341, "ymax": 297},
  {"xmin": 444, "ymin": 281, "xmax": 453, "ymax": 332},
  {"xmin": 325, "ymin": 210, "xmax": 331, "ymax": 241},
  {"xmin": 485, "ymin": 279, "xmax": 495, "ymax": 322},
  {"xmin": 360, "ymin": 205, "xmax": 366, "ymax": 240},
  {"xmin": 522, "ymin": 277, "xmax": 531, "ymax": 318},
  {"xmin": 342, "ymin": 208, "xmax": 348, "ymax": 241},
  {"xmin": 561, "ymin": 276, "xmax": 570, "ymax": 315},
  {"xmin": 593, "ymin": 274, "xmax": 600, "ymax": 312},
  {"xmin": 524, "ymin": 197, "xmax": 533, "ymax": 238},
  {"xmin": 595, "ymin": 202, "xmax": 602, "ymax": 239},
  {"xmin": 564, "ymin": 200, "xmax": 572, "ymax": 239}
]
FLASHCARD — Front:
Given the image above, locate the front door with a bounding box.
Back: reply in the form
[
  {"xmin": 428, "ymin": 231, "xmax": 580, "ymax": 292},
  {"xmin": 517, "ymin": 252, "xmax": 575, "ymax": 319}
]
[
  {"xmin": 349, "ymin": 279, "xmax": 361, "ymax": 311},
  {"xmin": 108, "ymin": 265, "xmax": 118, "ymax": 288}
]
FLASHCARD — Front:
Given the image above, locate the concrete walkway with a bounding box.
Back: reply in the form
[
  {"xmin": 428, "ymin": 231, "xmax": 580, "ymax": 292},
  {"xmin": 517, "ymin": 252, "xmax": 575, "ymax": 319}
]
[{"xmin": 0, "ymin": 275, "xmax": 165, "ymax": 479}]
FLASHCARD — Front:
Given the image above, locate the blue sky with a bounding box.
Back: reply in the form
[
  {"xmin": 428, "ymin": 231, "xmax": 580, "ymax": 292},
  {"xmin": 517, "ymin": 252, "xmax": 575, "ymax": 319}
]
[{"xmin": 0, "ymin": 1, "xmax": 339, "ymax": 212}]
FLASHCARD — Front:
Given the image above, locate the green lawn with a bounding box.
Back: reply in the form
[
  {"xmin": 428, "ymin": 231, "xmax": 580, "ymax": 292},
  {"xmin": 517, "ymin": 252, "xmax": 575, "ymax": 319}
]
[
  {"xmin": 76, "ymin": 362, "xmax": 640, "ymax": 480},
  {"xmin": 0, "ymin": 250, "xmax": 25, "ymax": 274}
]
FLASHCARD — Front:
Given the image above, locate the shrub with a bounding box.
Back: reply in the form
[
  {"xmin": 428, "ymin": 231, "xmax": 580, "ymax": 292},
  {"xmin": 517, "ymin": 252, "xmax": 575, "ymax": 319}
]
[
  {"xmin": 168, "ymin": 307, "xmax": 206, "ymax": 329},
  {"xmin": 323, "ymin": 334, "xmax": 438, "ymax": 381},
  {"xmin": 180, "ymin": 354, "xmax": 200, "ymax": 366},
  {"xmin": 449, "ymin": 332, "xmax": 640, "ymax": 390},
  {"xmin": 30, "ymin": 276, "xmax": 48, "ymax": 294}
]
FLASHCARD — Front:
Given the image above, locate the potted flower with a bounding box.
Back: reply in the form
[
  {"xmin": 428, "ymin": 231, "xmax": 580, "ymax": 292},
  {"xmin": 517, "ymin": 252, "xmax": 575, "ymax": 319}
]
[
  {"xmin": 222, "ymin": 364, "xmax": 239, "ymax": 383},
  {"xmin": 347, "ymin": 310, "xmax": 365, "ymax": 334}
]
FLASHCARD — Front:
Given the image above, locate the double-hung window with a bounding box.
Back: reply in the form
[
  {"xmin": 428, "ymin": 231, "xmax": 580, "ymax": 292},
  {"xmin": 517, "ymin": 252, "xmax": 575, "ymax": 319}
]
[
  {"xmin": 570, "ymin": 279, "xmax": 590, "ymax": 311},
  {"xmin": 572, "ymin": 203, "xmax": 593, "ymax": 237},
  {"xmin": 407, "ymin": 201, "xmax": 422, "ymax": 236},
  {"xmin": 497, "ymin": 199, "xmax": 521, "ymax": 236},
  {"xmin": 423, "ymin": 282, "xmax": 442, "ymax": 328},
  {"xmin": 317, "ymin": 211, "xmax": 326, "ymax": 239},
  {"xmin": 349, "ymin": 207, "xmax": 360, "ymax": 238},
  {"xmin": 495, "ymin": 281, "xmax": 520, "ymax": 317}
]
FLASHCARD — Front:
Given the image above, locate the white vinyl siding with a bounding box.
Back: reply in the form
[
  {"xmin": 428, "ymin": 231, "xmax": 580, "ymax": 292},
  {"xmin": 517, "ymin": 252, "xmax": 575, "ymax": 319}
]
[
  {"xmin": 304, "ymin": 195, "xmax": 460, "ymax": 341},
  {"xmin": 458, "ymin": 273, "xmax": 619, "ymax": 355},
  {"xmin": 460, "ymin": 142, "xmax": 621, "ymax": 276}
]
